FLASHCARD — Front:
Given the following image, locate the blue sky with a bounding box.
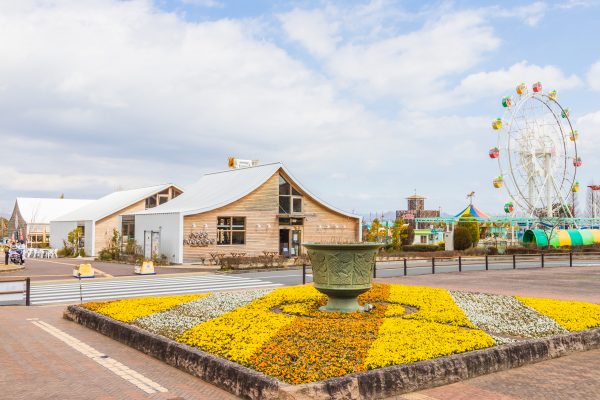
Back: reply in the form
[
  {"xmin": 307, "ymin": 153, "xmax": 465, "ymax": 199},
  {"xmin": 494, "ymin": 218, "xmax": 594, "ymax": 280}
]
[{"xmin": 1, "ymin": 0, "xmax": 600, "ymax": 218}]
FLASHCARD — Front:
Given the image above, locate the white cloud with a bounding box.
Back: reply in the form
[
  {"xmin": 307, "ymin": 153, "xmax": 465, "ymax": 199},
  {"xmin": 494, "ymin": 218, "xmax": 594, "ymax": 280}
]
[
  {"xmin": 498, "ymin": 2, "xmax": 548, "ymax": 27},
  {"xmin": 431, "ymin": 61, "xmax": 583, "ymax": 110},
  {"xmin": 326, "ymin": 11, "xmax": 500, "ymax": 101},
  {"xmin": 587, "ymin": 60, "xmax": 600, "ymax": 91},
  {"xmin": 278, "ymin": 9, "xmax": 340, "ymax": 57},
  {"xmin": 179, "ymin": 0, "xmax": 223, "ymax": 8}
]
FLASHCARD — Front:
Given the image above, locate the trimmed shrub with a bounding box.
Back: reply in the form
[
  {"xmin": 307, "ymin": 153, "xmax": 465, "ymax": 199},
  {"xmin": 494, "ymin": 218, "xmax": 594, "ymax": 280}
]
[
  {"xmin": 463, "ymin": 247, "xmax": 487, "ymax": 256},
  {"xmin": 486, "ymin": 246, "xmax": 499, "ymax": 255},
  {"xmin": 401, "ymin": 244, "xmax": 441, "ymax": 252},
  {"xmin": 453, "ymin": 226, "xmax": 472, "ymax": 251}
]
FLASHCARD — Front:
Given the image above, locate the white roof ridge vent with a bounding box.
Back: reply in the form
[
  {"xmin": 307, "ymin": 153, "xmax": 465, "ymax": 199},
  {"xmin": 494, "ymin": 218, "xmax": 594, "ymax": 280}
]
[{"xmin": 228, "ymin": 158, "xmax": 260, "ymax": 169}]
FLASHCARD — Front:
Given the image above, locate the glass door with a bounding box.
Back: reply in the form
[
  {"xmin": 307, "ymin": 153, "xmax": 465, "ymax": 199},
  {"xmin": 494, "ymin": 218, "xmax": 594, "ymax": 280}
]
[
  {"xmin": 279, "ymin": 229, "xmax": 290, "ymax": 256},
  {"xmin": 290, "ymin": 230, "xmax": 301, "ymax": 257}
]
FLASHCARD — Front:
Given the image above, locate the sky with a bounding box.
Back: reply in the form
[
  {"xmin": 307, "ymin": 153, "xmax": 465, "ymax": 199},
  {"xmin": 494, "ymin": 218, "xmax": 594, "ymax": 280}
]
[{"xmin": 1, "ymin": 0, "xmax": 600, "ymax": 218}]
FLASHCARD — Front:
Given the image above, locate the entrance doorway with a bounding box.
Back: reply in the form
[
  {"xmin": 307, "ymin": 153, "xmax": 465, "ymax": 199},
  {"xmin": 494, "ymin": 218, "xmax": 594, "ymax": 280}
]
[{"xmin": 279, "ymin": 229, "xmax": 302, "ymax": 257}]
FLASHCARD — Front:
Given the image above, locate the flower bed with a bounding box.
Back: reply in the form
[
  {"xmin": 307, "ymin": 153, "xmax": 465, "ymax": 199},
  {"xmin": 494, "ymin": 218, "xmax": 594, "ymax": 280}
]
[
  {"xmin": 517, "ymin": 297, "xmax": 600, "ymax": 331},
  {"xmin": 451, "ymin": 291, "xmax": 566, "ymax": 338},
  {"xmin": 80, "ymin": 284, "xmax": 600, "ymax": 385}
]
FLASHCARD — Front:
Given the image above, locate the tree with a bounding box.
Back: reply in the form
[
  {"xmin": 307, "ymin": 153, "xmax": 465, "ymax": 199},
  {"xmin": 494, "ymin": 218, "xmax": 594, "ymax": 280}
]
[
  {"xmin": 366, "ymin": 218, "xmax": 386, "ymax": 243},
  {"xmin": 535, "ymin": 216, "xmax": 565, "ymax": 250},
  {"xmin": 458, "ymin": 213, "xmax": 480, "ymax": 245},
  {"xmin": 453, "ymin": 226, "xmax": 472, "ymax": 250},
  {"xmin": 66, "ymin": 227, "xmax": 83, "ymax": 255},
  {"xmin": 390, "ymin": 218, "xmax": 411, "ymax": 249},
  {"xmin": 0, "ymin": 217, "xmax": 8, "ymax": 238}
]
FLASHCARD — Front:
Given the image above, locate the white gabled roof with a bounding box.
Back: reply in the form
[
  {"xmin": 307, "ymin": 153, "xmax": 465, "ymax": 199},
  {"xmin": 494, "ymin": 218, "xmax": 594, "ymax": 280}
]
[
  {"xmin": 53, "ymin": 184, "xmax": 178, "ymax": 222},
  {"xmin": 15, "ymin": 198, "xmax": 95, "ymax": 225},
  {"xmin": 135, "ymin": 162, "xmax": 360, "ymax": 219}
]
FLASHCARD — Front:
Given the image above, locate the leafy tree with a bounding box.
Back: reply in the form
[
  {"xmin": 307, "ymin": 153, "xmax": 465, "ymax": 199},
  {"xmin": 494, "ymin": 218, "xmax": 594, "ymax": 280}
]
[
  {"xmin": 66, "ymin": 227, "xmax": 83, "ymax": 255},
  {"xmin": 453, "ymin": 226, "xmax": 472, "ymax": 250},
  {"xmin": 458, "ymin": 213, "xmax": 480, "ymax": 245},
  {"xmin": 390, "ymin": 218, "xmax": 414, "ymax": 248},
  {"xmin": 366, "ymin": 218, "xmax": 386, "ymax": 242}
]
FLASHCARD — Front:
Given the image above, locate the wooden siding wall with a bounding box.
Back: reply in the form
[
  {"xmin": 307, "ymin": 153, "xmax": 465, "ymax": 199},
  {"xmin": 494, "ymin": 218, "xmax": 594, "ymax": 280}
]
[
  {"xmin": 94, "ymin": 200, "xmax": 146, "ymax": 255},
  {"xmin": 182, "ymin": 171, "xmax": 359, "ymax": 262}
]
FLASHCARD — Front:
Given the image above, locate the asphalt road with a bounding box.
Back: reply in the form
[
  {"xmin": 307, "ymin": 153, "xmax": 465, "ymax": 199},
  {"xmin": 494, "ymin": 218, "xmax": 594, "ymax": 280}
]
[{"xmin": 236, "ymin": 256, "xmax": 600, "ymax": 285}]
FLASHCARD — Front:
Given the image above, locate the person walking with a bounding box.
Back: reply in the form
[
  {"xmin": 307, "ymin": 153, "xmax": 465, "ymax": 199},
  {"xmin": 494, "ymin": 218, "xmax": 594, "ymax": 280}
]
[{"xmin": 3, "ymin": 241, "xmax": 9, "ymax": 265}]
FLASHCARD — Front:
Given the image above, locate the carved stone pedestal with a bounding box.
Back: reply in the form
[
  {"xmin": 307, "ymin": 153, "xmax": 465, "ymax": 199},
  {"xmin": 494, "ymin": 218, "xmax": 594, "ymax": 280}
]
[{"xmin": 304, "ymin": 242, "xmax": 383, "ymax": 312}]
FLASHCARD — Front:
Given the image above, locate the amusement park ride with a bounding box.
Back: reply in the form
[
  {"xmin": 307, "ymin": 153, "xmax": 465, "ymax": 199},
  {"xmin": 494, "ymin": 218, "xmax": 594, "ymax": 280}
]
[
  {"xmin": 416, "ymin": 82, "xmax": 599, "ymax": 247},
  {"xmin": 491, "ymin": 81, "xmax": 579, "ymax": 219}
]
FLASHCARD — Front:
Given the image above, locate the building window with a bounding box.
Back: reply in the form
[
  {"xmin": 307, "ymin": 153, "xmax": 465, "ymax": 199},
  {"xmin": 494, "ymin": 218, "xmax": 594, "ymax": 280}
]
[
  {"xmin": 279, "ymin": 217, "xmax": 304, "ymax": 226},
  {"xmin": 217, "ymin": 217, "xmax": 245, "ymax": 245},
  {"xmin": 145, "ymin": 196, "xmax": 157, "ymax": 209},
  {"xmin": 420, "ymin": 235, "xmax": 427, "ymax": 244},
  {"xmin": 279, "ymin": 175, "xmax": 302, "ymax": 214},
  {"xmin": 122, "ymin": 215, "xmax": 135, "ymax": 243}
]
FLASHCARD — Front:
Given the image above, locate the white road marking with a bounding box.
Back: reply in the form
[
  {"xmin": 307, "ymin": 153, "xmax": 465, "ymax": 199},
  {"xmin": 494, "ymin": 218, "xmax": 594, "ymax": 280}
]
[
  {"xmin": 31, "ymin": 320, "xmax": 167, "ymax": 394},
  {"xmin": 30, "ymin": 274, "xmax": 283, "ymax": 304}
]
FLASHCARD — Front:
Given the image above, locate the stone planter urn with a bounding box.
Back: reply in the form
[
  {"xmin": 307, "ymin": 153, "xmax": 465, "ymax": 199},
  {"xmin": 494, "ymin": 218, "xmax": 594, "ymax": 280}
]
[{"xmin": 303, "ymin": 242, "xmax": 384, "ymax": 312}]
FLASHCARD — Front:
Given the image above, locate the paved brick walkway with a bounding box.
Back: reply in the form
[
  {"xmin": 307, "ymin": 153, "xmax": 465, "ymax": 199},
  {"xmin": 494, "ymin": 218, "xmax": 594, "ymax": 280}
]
[
  {"xmin": 0, "ymin": 305, "xmax": 237, "ymax": 400},
  {"xmin": 395, "ymin": 348, "xmax": 600, "ymax": 400}
]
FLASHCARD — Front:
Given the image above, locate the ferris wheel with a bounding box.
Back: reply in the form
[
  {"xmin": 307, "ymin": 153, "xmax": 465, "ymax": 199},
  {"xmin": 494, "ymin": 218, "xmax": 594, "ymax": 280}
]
[{"xmin": 489, "ymin": 82, "xmax": 580, "ymax": 218}]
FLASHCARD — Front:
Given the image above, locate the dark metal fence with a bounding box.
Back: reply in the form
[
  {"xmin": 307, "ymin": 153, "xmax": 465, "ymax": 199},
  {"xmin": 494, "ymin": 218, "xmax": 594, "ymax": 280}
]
[{"xmin": 301, "ymin": 251, "xmax": 600, "ymax": 284}]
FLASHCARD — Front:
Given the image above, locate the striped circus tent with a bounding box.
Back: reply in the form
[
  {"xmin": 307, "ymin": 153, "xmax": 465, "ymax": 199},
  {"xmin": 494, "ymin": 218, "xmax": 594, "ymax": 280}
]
[{"xmin": 454, "ymin": 204, "xmax": 490, "ymax": 219}]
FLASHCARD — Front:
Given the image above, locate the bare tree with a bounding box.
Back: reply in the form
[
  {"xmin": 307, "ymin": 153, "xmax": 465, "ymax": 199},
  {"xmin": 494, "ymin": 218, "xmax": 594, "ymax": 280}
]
[
  {"xmin": 586, "ymin": 184, "xmax": 600, "ymax": 218},
  {"xmin": 535, "ymin": 216, "xmax": 565, "ymax": 250}
]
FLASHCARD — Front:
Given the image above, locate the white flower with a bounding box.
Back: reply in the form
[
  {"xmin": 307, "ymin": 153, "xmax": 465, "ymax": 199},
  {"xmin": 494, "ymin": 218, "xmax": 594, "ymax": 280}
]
[
  {"xmin": 451, "ymin": 291, "xmax": 566, "ymax": 338},
  {"xmin": 134, "ymin": 289, "xmax": 272, "ymax": 338}
]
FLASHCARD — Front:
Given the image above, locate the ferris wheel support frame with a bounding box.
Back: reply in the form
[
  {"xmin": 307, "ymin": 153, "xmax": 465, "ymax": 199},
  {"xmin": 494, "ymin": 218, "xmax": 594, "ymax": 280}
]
[{"xmin": 498, "ymin": 89, "xmax": 577, "ymax": 219}]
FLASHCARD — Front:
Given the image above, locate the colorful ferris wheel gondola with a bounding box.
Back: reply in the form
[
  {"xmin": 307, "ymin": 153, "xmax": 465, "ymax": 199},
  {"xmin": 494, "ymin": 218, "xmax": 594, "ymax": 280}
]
[
  {"xmin": 504, "ymin": 202, "xmax": 514, "ymax": 214},
  {"xmin": 570, "ymin": 130, "xmax": 579, "ymax": 141},
  {"xmin": 489, "ymin": 147, "xmax": 500, "ymax": 159},
  {"xmin": 532, "ymin": 82, "xmax": 542, "ymax": 92},
  {"xmin": 573, "ymin": 157, "xmax": 582, "ymax": 167},
  {"xmin": 516, "ymin": 83, "xmax": 527, "ymax": 95},
  {"xmin": 548, "ymin": 90, "xmax": 558, "ymax": 101},
  {"xmin": 561, "ymin": 108, "xmax": 570, "ymax": 118},
  {"xmin": 502, "ymin": 96, "xmax": 513, "ymax": 107},
  {"xmin": 572, "ymin": 182, "xmax": 580, "ymax": 192},
  {"xmin": 492, "ymin": 118, "xmax": 502, "ymax": 130},
  {"xmin": 493, "ymin": 176, "xmax": 504, "ymax": 188}
]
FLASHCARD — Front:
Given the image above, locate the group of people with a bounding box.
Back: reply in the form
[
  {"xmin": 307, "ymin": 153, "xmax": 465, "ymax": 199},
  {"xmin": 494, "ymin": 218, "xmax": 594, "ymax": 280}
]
[{"xmin": 3, "ymin": 240, "xmax": 26, "ymax": 265}]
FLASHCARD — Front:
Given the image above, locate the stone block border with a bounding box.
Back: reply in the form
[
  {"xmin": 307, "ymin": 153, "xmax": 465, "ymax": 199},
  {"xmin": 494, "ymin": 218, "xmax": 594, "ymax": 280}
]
[{"xmin": 64, "ymin": 305, "xmax": 600, "ymax": 400}]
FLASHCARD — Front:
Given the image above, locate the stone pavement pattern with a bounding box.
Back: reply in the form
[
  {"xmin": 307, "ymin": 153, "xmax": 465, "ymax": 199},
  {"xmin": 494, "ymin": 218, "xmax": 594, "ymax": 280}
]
[
  {"xmin": 395, "ymin": 348, "xmax": 600, "ymax": 400},
  {"xmin": 0, "ymin": 305, "xmax": 237, "ymax": 400}
]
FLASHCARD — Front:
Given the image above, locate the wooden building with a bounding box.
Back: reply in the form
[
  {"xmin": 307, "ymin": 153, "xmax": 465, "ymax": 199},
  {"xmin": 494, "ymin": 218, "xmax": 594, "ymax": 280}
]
[
  {"xmin": 8, "ymin": 198, "xmax": 94, "ymax": 246},
  {"xmin": 134, "ymin": 162, "xmax": 361, "ymax": 264},
  {"xmin": 50, "ymin": 184, "xmax": 182, "ymax": 256}
]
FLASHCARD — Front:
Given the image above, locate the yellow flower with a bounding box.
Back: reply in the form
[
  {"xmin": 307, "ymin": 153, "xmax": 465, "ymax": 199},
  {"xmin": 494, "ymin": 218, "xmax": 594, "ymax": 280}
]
[
  {"xmin": 386, "ymin": 284, "xmax": 475, "ymax": 328},
  {"xmin": 517, "ymin": 296, "xmax": 600, "ymax": 331},
  {"xmin": 82, "ymin": 294, "xmax": 205, "ymax": 322},
  {"xmin": 364, "ymin": 318, "xmax": 494, "ymax": 369}
]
